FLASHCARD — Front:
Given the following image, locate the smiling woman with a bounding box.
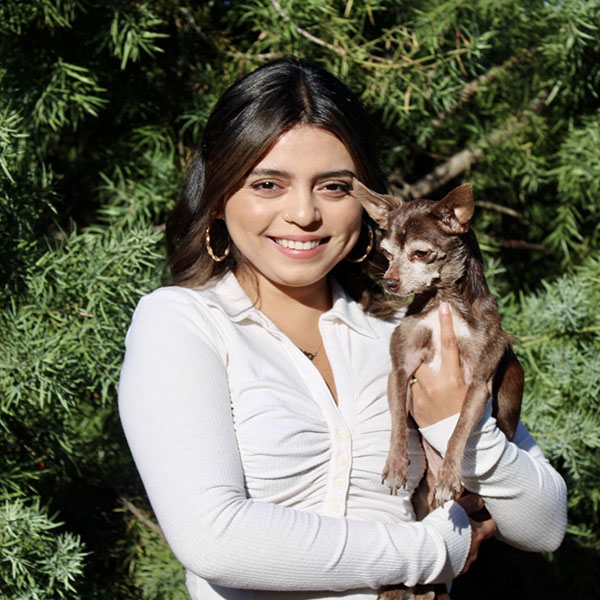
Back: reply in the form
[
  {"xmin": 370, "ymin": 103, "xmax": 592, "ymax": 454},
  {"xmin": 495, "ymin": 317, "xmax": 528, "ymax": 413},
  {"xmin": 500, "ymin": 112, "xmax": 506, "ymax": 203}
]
[
  {"xmin": 165, "ymin": 59, "xmax": 390, "ymax": 317},
  {"xmin": 118, "ymin": 59, "xmax": 566, "ymax": 600}
]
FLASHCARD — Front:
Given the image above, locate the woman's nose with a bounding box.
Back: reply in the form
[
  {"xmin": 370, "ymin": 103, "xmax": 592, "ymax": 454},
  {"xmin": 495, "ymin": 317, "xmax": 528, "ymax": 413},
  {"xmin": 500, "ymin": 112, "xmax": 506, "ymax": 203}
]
[{"xmin": 282, "ymin": 187, "xmax": 320, "ymax": 226}]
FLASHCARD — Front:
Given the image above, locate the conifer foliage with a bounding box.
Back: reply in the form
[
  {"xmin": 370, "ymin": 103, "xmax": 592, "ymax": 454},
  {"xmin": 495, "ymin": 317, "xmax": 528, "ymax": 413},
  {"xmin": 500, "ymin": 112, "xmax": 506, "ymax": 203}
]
[{"xmin": 1, "ymin": 1, "xmax": 599, "ymax": 597}]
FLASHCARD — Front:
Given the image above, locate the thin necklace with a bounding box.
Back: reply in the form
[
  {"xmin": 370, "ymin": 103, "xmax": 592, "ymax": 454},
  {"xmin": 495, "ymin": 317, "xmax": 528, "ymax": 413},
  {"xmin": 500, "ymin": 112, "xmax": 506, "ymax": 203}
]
[{"xmin": 298, "ymin": 341, "xmax": 323, "ymax": 361}]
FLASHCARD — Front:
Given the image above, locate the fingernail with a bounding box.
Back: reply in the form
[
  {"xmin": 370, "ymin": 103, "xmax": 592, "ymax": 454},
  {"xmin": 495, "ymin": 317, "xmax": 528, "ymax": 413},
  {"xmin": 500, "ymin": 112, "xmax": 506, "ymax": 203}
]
[{"xmin": 440, "ymin": 302, "xmax": 450, "ymax": 314}]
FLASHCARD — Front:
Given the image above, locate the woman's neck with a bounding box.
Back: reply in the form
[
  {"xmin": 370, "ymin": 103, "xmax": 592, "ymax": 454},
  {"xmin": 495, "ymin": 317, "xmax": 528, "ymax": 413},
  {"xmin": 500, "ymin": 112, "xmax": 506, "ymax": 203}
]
[
  {"xmin": 235, "ymin": 269, "xmax": 331, "ymax": 343},
  {"xmin": 236, "ymin": 270, "xmax": 332, "ymax": 315}
]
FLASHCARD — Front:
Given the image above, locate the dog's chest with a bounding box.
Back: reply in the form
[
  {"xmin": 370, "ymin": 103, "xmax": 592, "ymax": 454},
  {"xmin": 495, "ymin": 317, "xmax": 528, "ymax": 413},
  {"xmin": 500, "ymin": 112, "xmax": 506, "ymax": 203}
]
[{"xmin": 419, "ymin": 306, "xmax": 471, "ymax": 372}]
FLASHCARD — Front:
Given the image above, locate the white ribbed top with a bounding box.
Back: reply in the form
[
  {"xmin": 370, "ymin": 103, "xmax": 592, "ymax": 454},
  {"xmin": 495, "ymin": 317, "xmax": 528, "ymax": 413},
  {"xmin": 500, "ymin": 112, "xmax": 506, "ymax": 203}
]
[{"xmin": 118, "ymin": 272, "xmax": 566, "ymax": 600}]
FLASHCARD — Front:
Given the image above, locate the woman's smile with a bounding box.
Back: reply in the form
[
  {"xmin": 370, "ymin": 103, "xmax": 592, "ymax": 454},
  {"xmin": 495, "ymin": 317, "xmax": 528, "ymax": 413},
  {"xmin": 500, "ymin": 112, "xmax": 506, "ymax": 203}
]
[{"xmin": 270, "ymin": 235, "xmax": 330, "ymax": 258}]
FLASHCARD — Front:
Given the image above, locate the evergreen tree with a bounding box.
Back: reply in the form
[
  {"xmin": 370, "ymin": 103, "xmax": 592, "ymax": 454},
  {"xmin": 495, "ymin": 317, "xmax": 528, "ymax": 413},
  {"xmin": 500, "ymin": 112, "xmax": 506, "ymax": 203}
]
[{"xmin": 1, "ymin": 1, "xmax": 598, "ymax": 597}]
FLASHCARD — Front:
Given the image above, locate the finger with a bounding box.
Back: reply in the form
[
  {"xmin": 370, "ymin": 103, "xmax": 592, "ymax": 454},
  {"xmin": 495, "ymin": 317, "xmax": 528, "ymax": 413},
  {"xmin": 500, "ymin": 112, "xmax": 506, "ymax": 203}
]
[
  {"xmin": 438, "ymin": 302, "xmax": 461, "ymax": 373},
  {"xmin": 462, "ymin": 555, "xmax": 476, "ymax": 575},
  {"xmin": 461, "ymin": 545, "xmax": 479, "ymax": 575},
  {"xmin": 461, "ymin": 517, "xmax": 497, "ymax": 575},
  {"xmin": 413, "ymin": 361, "xmax": 434, "ymax": 385}
]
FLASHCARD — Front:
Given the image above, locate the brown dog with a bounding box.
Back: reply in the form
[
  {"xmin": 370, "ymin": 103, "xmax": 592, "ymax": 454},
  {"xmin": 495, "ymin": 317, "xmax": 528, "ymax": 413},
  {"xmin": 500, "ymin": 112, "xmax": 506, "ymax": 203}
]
[{"xmin": 352, "ymin": 180, "xmax": 524, "ymax": 598}]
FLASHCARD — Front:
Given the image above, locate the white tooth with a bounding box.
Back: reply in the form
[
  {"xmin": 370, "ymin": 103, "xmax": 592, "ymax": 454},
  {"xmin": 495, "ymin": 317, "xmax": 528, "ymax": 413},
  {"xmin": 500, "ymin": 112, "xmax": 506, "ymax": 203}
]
[{"xmin": 277, "ymin": 239, "xmax": 319, "ymax": 250}]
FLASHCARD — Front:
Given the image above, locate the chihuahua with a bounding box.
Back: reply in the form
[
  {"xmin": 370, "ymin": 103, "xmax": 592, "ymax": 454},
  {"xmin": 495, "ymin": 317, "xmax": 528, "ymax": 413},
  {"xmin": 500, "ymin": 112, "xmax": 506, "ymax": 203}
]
[
  {"xmin": 353, "ymin": 180, "xmax": 523, "ymax": 599},
  {"xmin": 352, "ymin": 179, "xmax": 523, "ymax": 508}
]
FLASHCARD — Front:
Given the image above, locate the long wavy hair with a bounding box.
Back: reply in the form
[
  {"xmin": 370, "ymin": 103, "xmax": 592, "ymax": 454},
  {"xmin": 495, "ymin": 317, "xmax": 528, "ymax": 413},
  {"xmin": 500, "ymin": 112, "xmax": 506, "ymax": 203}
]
[{"xmin": 166, "ymin": 58, "xmax": 394, "ymax": 316}]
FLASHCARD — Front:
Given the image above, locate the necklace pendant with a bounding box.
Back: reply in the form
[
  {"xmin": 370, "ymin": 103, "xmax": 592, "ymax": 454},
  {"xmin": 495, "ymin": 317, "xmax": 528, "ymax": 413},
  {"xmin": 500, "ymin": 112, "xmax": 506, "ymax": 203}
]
[{"xmin": 301, "ymin": 350, "xmax": 316, "ymax": 361}]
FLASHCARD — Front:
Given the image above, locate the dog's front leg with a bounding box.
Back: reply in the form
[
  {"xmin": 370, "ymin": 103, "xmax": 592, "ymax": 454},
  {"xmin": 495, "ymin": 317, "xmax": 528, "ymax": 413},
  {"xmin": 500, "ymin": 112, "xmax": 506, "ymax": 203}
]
[
  {"xmin": 433, "ymin": 379, "xmax": 489, "ymax": 506},
  {"xmin": 382, "ymin": 366, "xmax": 412, "ymax": 494}
]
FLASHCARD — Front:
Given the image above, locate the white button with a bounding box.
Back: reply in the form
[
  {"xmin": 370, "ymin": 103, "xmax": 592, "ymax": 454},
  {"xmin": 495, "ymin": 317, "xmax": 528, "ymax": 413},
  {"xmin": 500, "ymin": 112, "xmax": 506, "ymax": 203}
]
[
  {"xmin": 329, "ymin": 500, "xmax": 341, "ymax": 512},
  {"xmin": 337, "ymin": 455, "xmax": 348, "ymax": 467},
  {"xmin": 336, "ymin": 431, "xmax": 347, "ymax": 442},
  {"xmin": 334, "ymin": 479, "xmax": 344, "ymax": 490}
]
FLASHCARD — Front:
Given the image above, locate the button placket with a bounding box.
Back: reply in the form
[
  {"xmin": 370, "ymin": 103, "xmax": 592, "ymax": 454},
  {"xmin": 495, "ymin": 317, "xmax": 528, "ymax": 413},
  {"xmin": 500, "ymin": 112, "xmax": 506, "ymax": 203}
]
[
  {"xmin": 325, "ymin": 427, "xmax": 352, "ymax": 516},
  {"xmin": 314, "ymin": 318, "xmax": 353, "ymax": 517}
]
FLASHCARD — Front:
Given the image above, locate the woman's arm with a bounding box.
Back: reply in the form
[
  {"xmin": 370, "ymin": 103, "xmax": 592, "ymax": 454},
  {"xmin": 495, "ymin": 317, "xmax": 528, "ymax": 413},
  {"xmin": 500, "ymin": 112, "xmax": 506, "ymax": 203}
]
[
  {"xmin": 420, "ymin": 408, "xmax": 567, "ymax": 552},
  {"xmin": 118, "ymin": 289, "xmax": 473, "ymax": 591},
  {"xmin": 412, "ymin": 303, "xmax": 567, "ymax": 552}
]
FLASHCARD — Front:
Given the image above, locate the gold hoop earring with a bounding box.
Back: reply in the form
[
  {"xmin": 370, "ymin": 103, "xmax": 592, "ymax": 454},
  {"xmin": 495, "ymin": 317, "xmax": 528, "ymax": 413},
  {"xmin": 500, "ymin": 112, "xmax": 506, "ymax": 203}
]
[
  {"xmin": 205, "ymin": 224, "xmax": 231, "ymax": 262},
  {"xmin": 346, "ymin": 222, "xmax": 375, "ymax": 263}
]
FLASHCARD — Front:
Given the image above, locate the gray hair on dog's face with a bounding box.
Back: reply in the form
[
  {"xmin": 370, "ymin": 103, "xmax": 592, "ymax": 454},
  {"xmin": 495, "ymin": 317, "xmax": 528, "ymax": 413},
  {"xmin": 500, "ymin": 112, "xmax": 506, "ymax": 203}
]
[{"xmin": 381, "ymin": 220, "xmax": 468, "ymax": 296}]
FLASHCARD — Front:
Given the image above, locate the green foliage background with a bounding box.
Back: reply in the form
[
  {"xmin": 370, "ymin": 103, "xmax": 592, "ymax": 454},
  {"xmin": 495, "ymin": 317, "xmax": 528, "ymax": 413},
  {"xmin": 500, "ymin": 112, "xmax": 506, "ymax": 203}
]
[{"xmin": 1, "ymin": 0, "xmax": 599, "ymax": 597}]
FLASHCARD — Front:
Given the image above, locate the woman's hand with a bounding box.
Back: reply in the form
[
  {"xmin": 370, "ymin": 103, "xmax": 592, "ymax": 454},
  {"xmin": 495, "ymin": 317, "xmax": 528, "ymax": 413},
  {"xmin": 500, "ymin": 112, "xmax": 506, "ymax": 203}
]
[
  {"xmin": 409, "ymin": 302, "xmax": 467, "ymax": 428},
  {"xmin": 456, "ymin": 493, "xmax": 497, "ymax": 574}
]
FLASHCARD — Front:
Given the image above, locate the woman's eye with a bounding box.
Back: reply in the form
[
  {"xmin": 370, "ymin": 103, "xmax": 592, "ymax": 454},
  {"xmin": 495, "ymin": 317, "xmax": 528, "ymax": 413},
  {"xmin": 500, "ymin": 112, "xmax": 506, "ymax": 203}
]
[
  {"xmin": 253, "ymin": 181, "xmax": 277, "ymax": 190},
  {"xmin": 320, "ymin": 182, "xmax": 351, "ymax": 196},
  {"xmin": 251, "ymin": 180, "xmax": 283, "ymax": 195}
]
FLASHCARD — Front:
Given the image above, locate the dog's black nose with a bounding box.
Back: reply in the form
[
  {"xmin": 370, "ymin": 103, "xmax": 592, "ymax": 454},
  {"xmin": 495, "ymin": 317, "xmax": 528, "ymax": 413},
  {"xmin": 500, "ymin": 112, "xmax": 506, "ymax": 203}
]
[{"xmin": 384, "ymin": 278, "xmax": 399, "ymax": 293}]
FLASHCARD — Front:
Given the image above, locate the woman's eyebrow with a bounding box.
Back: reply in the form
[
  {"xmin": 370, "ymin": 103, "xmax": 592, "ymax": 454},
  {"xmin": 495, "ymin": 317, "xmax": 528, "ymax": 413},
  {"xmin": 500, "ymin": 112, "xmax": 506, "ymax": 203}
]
[
  {"xmin": 249, "ymin": 168, "xmax": 290, "ymax": 177},
  {"xmin": 316, "ymin": 169, "xmax": 356, "ymax": 179},
  {"xmin": 248, "ymin": 168, "xmax": 356, "ymax": 178}
]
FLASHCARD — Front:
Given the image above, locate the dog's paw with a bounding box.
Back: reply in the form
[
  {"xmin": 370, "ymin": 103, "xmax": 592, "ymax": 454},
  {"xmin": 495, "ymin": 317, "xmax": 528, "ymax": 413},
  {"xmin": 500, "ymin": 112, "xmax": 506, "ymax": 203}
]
[
  {"xmin": 382, "ymin": 454, "xmax": 410, "ymax": 495},
  {"xmin": 378, "ymin": 586, "xmax": 436, "ymax": 600},
  {"xmin": 377, "ymin": 588, "xmax": 407, "ymax": 600},
  {"xmin": 413, "ymin": 591, "xmax": 436, "ymax": 600},
  {"xmin": 433, "ymin": 466, "xmax": 463, "ymax": 507}
]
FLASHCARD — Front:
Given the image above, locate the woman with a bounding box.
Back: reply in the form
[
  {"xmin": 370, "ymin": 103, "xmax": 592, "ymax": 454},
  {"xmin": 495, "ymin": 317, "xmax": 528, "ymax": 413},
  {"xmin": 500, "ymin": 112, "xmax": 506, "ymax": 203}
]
[{"xmin": 119, "ymin": 58, "xmax": 566, "ymax": 599}]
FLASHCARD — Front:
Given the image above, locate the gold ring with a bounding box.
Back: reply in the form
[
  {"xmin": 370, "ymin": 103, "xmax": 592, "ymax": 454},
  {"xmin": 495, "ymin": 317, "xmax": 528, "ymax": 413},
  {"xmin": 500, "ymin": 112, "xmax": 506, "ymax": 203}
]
[{"xmin": 409, "ymin": 377, "xmax": 418, "ymax": 385}]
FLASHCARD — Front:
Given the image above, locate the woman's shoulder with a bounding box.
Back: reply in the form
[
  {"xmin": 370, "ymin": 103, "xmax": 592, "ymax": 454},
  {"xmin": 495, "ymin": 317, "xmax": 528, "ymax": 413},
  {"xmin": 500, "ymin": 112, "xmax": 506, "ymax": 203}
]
[
  {"xmin": 137, "ymin": 284, "xmax": 202, "ymax": 306},
  {"xmin": 125, "ymin": 279, "xmax": 237, "ymax": 361},
  {"xmin": 134, "ymin": 274, "xmax": 244, "ymax": 318},
  {"xmin": 128, "ymin": 276, "xmax": 242, "ymax": 342},
  {"xmin": 130, "ymin": 286, "xmax": 208, "ymax": 326}
]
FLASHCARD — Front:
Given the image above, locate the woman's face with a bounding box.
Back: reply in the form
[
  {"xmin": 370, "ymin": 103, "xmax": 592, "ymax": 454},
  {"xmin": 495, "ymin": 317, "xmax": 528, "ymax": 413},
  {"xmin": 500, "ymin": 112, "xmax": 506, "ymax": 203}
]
[{"xmin": 223, "ymin": 125, "xmax": 363, "ymax": 296}]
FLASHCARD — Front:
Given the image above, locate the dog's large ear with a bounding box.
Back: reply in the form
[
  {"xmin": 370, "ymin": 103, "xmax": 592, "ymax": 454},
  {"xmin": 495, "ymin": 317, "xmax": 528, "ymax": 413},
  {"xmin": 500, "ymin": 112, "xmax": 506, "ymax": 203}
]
[
  {"xmin": 351, "ymin": 178, "xmax": 403, "ymax": 229},
  {"xmin": 432, "ymin": 183, "xmax": 474, "ymax": 234}
]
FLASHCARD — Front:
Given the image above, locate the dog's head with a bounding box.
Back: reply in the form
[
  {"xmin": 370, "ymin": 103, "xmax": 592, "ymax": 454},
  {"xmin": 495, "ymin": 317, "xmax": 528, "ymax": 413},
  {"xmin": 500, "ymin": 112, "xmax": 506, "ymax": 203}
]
[{"xmin": 352, "ymin": 179, "xmax": 474, "ymax": 296}]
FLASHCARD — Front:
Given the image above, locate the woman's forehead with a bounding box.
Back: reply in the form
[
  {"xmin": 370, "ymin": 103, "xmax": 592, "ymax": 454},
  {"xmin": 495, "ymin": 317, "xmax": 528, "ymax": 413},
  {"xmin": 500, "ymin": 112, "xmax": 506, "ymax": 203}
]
[{"xmin": 250, "ymin": 125, "xmax": 356, "ymax": 174}]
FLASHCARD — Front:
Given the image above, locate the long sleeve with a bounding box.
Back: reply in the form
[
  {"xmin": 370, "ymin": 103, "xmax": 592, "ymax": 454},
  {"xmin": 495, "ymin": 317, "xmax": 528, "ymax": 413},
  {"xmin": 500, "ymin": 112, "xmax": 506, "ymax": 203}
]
[
  {"xmin": 420, "ymin": 403, "xmax": 567, "ymax": 552},
  {"xmin": 118, "ymin": 289, "xmax": 472, "ymax": 593}
]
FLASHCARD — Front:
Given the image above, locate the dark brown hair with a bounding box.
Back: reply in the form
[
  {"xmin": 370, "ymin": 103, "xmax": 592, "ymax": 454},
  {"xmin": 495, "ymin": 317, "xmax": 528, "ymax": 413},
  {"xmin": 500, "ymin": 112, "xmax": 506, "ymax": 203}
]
[{"xmin": 166, "ymin": 58, "xmax": 394, "ymax": 316}]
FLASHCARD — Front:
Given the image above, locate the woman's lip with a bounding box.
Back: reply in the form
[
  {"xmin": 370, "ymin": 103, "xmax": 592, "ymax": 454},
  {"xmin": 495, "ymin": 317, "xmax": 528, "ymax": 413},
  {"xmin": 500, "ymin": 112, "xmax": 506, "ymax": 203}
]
[{"xmin": 271, "ymin": 235, "xmax": 326, "ymax": 242}]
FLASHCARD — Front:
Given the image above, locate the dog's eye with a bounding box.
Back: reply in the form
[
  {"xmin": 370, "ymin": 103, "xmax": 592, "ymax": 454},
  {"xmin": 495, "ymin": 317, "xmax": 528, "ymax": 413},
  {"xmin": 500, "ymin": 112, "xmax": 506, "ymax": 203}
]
[
  {"xmin": 382, "ymin": 249, "xmax": 393, "ymax": 261},
  {"xmin": 414, "ymin": 249, "xmax": 431, "ymax": 259}
]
